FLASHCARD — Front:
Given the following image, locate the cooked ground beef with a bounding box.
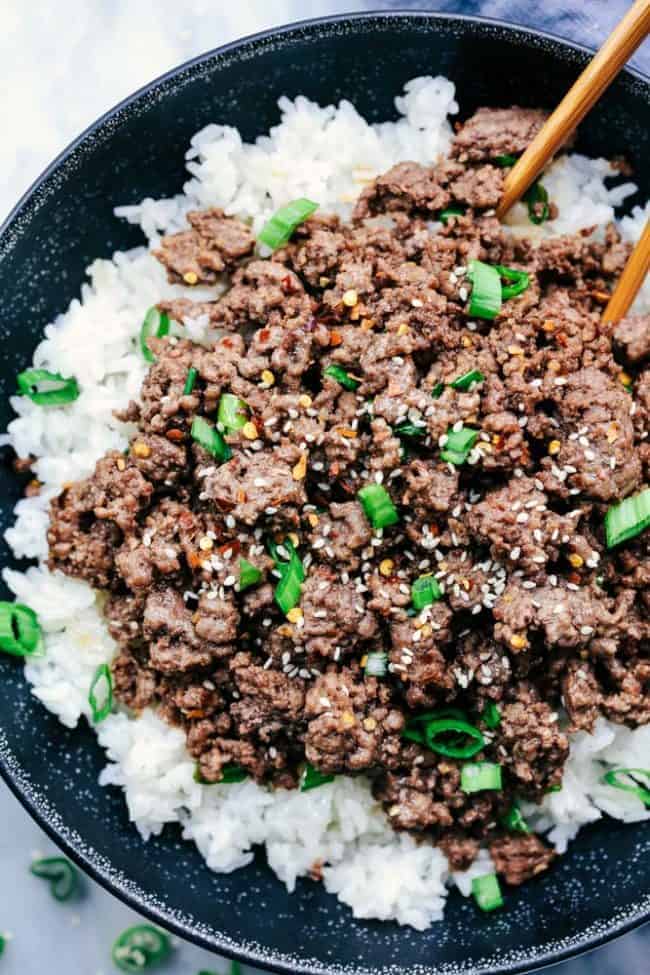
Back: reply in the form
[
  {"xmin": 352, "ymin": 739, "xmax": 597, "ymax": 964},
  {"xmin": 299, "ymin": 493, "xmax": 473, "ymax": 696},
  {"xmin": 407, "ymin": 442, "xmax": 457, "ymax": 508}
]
[{"xmin": 46, "ymin": 103, "xmax": 650, "ymax": 888}]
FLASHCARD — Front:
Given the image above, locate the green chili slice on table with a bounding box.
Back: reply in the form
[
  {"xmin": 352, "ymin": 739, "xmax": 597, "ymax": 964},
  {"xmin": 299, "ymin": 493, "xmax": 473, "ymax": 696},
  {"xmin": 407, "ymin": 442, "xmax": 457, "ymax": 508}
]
[
  {"xmin": 111, "ymin": 924, "xmax": 172, "ymax": 972},
  {"xmin": 30, "ymin": 857, "xmax": 79, "ymax": 901}
]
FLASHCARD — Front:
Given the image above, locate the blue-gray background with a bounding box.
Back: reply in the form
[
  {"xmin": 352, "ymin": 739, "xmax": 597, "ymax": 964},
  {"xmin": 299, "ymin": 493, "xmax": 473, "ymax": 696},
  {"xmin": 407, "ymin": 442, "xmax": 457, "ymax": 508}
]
[{"xmin": 0, "ymin": 2, "xmax": 647, "ymax": 973}]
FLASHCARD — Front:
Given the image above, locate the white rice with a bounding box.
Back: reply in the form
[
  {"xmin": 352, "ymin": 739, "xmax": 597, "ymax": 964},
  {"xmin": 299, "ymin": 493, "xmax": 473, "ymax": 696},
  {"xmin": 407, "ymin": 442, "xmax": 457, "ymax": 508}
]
[{"xmin": 3, "ymin": 76, "xmax": 649, "ymax": 929}]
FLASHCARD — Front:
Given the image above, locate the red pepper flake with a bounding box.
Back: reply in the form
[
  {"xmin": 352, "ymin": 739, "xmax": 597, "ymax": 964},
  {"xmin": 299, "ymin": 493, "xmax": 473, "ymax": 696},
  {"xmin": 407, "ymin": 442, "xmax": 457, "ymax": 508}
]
[
  {"xmin": 166, "ymin": 428, "xmax": 184, "ymax": 442},
  {"xmin": 329, "ymin": 330, "xmax": 343, "ymax": 347},
  {"xmin": 491, "ymin": 434, "xmax": 504, "ymax": 452},
  {"xmin": 281, "ymin": 274, "xmax": 298, "ymax": 294},
  {"xmin": 217, "ymin": 539, "xmax": 241, "ymax": 557}
]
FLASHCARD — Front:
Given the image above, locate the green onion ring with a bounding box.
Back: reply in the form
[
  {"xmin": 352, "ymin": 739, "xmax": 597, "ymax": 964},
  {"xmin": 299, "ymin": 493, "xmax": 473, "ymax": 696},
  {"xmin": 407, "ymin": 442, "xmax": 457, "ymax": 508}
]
[
  {"xmin": 17, "ymin": 369, "xmax": 79, "ymax": 406},
  {"xmin": 0, "ymin": 602, "xmax": 43, "ymax": 657}
]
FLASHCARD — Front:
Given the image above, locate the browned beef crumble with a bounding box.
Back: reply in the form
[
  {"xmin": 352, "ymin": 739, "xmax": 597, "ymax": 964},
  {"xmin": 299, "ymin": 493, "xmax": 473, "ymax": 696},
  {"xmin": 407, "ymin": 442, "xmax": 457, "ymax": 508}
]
[{"xmin": 46, "ymin": 105, "xmax": 649, "ymax": 888}]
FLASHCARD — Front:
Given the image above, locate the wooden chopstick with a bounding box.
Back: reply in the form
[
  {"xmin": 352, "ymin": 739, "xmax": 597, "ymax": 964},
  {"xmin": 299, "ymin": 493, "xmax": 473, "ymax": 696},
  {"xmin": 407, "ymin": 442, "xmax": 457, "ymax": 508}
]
[
  {"xmin": 602, "ymin": 220, "xmax": 650, "ymax": 322},
  {"xmin": 497, "ymin": 0, "xmax": 650, "ymax": 219}
]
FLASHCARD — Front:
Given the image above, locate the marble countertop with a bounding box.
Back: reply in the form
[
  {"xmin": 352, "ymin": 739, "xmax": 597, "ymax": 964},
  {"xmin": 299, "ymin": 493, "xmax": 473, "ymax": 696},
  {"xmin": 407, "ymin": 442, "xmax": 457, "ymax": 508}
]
[{"xmin": 1, "ymin": 2, "xmax": 648, "ymax": 974}]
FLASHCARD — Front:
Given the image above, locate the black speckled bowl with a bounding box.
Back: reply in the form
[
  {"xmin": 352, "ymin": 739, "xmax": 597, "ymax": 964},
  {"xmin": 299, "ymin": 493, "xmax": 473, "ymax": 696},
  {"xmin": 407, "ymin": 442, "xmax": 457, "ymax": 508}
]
[{"xmin": 0, "ymin": 12, "xmax": 648, "ymax": 975}]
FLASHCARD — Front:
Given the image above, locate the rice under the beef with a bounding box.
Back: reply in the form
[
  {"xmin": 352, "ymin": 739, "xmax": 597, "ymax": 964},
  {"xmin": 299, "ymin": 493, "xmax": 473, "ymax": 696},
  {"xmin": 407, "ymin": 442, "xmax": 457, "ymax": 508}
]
[{"xmin": 3, "ymin": 76, "xmax": 650, "ymax": 930}]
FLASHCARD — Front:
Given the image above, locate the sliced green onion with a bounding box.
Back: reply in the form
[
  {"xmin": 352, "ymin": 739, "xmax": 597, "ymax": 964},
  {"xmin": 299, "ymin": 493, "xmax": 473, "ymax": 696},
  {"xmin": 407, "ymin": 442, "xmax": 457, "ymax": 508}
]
[
  {"xmin": 140, "ymin": 307, "xmax": 170, "ymax": 364},
  {"xmin": 89, "ymin": 663, "xmax": 113, "ymax": 723},
  {"xmin": 0, "ymin": 602, "xmax": 42, "ymax": 657},
  {"xmin": 481, "ymin": 701, "xmax": 501, "ymax": 729},
  {"xmin": 438, "ymin": 205, "xmax": 466, "ymax": 224},
  {"xmin": 194, "ymin": 763, "xmax": 248, "ymax": 785},
  {"xmin": 602, "ymin": 768, "xmax": 650, "ymax": 806},
  {"xmin": 112, "ymin": 924, "xmax": 172, "ymax": 972},
  {"xmin": 466, "ymin": 259, "xmax": 502, "ymax": 320},
  {"xmin": 357, "ymin": 484, "xmax": 399, "ymax": 530},
  {"xmin": 323, "ymin": 364, "xmax": 360, "ymax": 391},
  {"xmin": 501, "ymin": 804, "xmax": 531, "ymax": 833},
  {"xmin": 220, "ymin": 764, "xmax": 249, "ymax": 784},
  {"xmin": 605, "ymin": 489, "xmax": 650, "ymax": 548},
  {"xmin": 190, "ymin": 416, "xmax": 232, "ymax": 462},
  {"xmin": 402, "ymin": 707, "xmax": 466, "ymax": 745},
  {"xmin": 365, "ymin": 651, "xmax": 388, "ymax": 677},
  {"xmin": 258, "ymin": 198, "xmax": 319, "ymax": 250},
  {"xmin": 523, "ymin": 180, "xmax": 550, "ymax": 225},
  {"xmin": 239, "ymin": 558, "xmax": 262, "ymax": 590},
  {"xmin": 30, "ymin": 857, "xmax": 78, "ymax": 901},
  {"xmin": 451, "ymin": 369, "xmax": 485, "ymax": 392},
  {"xmin": 493, "ymin": 154, "xmax": 519, "ymax": 167},
  {"xmin": 426, "ymin": 719, "xmax": 484, "ymax": 758},
  {"xmin": 217, "ymin": 393, "xmax": 249, "ymax": 432},
  {"xmin": 183, "ymin": 367, "xmax": 198, "ymax": 395},
  {"xmin": 472, "ymin": 873, "xmax": 504, "ymax": 912},
  {"xmin": 411, "ymin": 574, "xmax": 442, "ymax": 611},
  {"xmin": 300, "ymin": 763, "xmax": 334, "ymax": 792},
  {"xmin": 273, "ymin": 539, "xmax": 305, "ymax": 614},
  {"xmin": 440, "ymin": 426, "xmax": 479, "ymax": 466},
  {"xmin": 431, "ymin": 382, "xmax": 445, "ymax": 399},
  {"xmin": 403, "ymin": 711, "xmax": 485, "ymax": 759},
  {"xmin": 496, "ymin": 265, "xmax": 530, "ymax": 300},
  {"xmin": 461, "ymin": 762, "xmax": 502, "ymax": 793},
  {"xmin": 16, "ymin": 369, "xmax": 79, "ymax": 406},
  {"xmin": 394, "ymin": 421, "xmax": 427, "ymax": 438}
]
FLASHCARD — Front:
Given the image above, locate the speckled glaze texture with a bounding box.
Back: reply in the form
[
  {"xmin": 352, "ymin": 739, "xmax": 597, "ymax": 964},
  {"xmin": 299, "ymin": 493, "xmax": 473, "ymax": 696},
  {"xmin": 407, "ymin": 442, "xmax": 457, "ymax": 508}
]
[{"xmin": 0, "ymin": 12, "xmax": 649, "ymax": 975}]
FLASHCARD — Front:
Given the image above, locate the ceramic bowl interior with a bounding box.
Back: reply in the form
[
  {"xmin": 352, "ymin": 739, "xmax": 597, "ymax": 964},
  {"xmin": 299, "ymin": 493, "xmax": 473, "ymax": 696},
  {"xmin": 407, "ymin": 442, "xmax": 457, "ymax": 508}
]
[{"xmin": 0, "ymin": 13, "xmax": 649, "ymax": 975}]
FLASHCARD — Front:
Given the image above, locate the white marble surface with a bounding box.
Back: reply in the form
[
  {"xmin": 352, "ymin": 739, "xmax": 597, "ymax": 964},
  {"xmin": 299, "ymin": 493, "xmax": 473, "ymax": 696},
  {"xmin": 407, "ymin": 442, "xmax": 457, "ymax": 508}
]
[{"xmin": 1, "ymin": 1, "xmax": 648, "ymax": 973}]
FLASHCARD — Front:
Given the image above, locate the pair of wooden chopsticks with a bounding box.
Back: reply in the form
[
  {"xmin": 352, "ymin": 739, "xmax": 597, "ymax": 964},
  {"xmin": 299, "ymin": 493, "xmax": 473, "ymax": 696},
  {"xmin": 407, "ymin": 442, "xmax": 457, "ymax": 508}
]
[{"xmin": 496, "ymin": 0, "xmax": 650, "ymax": 322}]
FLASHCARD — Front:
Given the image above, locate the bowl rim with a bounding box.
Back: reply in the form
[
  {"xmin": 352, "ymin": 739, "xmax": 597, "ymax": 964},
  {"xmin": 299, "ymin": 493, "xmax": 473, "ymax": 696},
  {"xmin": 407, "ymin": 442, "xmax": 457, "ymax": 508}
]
[{"xmin": 0, "ymin": 9, "xmax": 649, "ymax": 975}]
